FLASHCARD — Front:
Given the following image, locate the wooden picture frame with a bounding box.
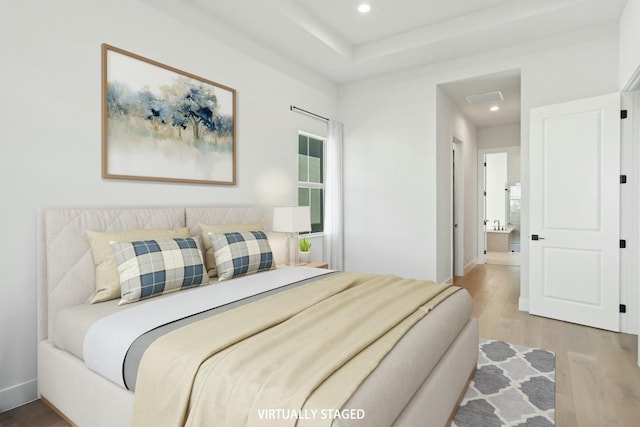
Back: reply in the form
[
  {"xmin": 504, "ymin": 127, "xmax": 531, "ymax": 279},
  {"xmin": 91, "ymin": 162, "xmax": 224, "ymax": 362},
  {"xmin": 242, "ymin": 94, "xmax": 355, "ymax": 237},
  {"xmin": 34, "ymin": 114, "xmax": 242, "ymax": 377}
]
[{"xmin": 101, "ymin": 44, "xmax": 236, "ymax": 185}]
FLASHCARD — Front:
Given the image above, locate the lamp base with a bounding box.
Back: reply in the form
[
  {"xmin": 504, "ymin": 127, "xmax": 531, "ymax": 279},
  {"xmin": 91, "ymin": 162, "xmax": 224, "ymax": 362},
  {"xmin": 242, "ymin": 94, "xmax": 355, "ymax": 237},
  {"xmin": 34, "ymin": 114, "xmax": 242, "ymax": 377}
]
[{"xmin": 286, "ymin": 232, "xmax": 300, "ymax": 266}]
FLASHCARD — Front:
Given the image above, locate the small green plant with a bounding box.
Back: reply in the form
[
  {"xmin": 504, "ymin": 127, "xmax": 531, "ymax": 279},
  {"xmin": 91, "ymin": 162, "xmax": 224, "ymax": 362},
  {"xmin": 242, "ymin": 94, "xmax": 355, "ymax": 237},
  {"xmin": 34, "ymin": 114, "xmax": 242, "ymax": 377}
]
[{"xmin": 299, "ymin": 237, "xmax": 312, "ymax": 252}]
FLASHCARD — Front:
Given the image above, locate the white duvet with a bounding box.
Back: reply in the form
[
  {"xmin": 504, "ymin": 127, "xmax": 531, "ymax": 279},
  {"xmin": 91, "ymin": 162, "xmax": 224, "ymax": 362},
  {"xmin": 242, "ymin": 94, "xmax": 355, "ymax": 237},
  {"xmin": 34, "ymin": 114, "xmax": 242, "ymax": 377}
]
[{"xmin": 83, "ymin": 267, "xmax": 332, "ymax": 388}]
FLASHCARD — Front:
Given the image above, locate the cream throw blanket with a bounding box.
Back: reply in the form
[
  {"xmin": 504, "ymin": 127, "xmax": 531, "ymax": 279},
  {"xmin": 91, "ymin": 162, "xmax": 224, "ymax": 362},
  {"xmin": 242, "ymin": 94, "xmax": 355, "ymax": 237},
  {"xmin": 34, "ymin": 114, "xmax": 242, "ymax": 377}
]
[{"xmin": 132, "ymin": 272, "xmax": 460, "ymax": 427}]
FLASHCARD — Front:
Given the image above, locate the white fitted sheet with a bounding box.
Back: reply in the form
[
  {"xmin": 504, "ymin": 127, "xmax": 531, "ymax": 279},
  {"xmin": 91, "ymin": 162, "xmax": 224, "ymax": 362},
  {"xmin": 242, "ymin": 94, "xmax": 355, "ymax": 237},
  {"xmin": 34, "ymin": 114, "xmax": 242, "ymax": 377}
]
[{"xmin": 56, "ymin": 267, "xmax": 333, "ymax": 388}]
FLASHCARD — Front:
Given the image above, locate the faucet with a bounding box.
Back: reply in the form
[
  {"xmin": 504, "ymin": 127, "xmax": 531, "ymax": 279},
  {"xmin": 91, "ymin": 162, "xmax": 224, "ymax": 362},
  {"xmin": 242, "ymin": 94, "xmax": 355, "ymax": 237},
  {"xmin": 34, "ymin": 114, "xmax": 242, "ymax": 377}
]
[{"xmin": 494, "ymin": 220, "xmax": 500, "ymax": 231}]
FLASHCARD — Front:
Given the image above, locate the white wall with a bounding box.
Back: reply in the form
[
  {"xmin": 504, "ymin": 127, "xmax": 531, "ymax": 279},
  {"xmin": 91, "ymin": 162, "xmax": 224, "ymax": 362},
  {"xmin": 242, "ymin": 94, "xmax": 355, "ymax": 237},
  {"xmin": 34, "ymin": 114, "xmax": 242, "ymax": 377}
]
[
  {"xmin": 478, "ymin": 123, "xmax": 521, "ymax": 149},
  {"xmin": 341, "ymin": 77, "xmax": 479, "ymax": 282},
  {"xmin": 341, "ymin": 78, "xmax": 437, "ymax": 279},
  {"xmin": 620, "ymin": 0, "xmax": 640, "ymax": 89},
  {"xmin": 341, "ymin": 24, "xmax": 620, "ymax": 297},
  {"xmin": 0, "ymin": 0, "xmax": 337, "ymax": 410},
  {"xmin": 435, "ymin": 89, "xmax": 478, "ymax": 281}
]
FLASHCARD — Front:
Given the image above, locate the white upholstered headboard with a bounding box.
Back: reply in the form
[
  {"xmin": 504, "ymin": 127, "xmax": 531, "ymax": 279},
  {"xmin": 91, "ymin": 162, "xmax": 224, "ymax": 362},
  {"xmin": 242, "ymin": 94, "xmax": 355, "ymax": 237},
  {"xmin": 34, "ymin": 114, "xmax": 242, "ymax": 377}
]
[{"xmin": 37, "ymin": 206, "xmax": 272, "ymax": 342}]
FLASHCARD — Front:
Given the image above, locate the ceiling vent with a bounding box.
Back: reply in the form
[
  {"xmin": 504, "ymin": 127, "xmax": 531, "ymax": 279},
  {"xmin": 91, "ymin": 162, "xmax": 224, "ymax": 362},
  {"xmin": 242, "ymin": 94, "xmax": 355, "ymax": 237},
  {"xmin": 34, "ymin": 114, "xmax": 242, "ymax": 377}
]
[{"xmin": 465, "ymin": 91, "xmax": 504, "ymax": 105}]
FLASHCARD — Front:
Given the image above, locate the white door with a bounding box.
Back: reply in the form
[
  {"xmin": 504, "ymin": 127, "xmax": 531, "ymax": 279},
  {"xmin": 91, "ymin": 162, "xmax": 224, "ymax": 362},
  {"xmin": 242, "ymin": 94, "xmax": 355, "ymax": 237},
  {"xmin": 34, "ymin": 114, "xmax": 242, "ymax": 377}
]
[{"xmin": 529, "ymin": 93, "xmax": 620, "ymax": 331}]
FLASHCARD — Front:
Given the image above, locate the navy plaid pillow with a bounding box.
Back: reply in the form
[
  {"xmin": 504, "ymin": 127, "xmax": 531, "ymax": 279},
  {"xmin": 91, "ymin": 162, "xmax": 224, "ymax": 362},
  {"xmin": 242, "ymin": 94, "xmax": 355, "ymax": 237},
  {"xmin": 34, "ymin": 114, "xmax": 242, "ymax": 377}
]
[
  {"xmin": 111, "ymin": 237, "xmax": 206, "ymax": 304},
  {"xmin": 209, "ymin": 231, "xmax": 274, "ymax": 281}
]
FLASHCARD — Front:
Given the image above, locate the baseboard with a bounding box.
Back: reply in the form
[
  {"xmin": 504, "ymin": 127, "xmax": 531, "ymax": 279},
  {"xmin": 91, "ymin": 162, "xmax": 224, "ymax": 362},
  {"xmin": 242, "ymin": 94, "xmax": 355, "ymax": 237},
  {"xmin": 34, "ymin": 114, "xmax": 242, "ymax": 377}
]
[
  {"xmin": 620, "ymin": 314, "xmax": 638, "ymax": 335},
  {"xmin": 518, "ymin": 297, "xmax": 529, "ymax": 312},
  {"xmin": 463, "ymin": 260, "xmax": 477, "ymax": 276},
  {"xmin": 0, "ymin": 378, "xmax": 38, "ymax": 412}
]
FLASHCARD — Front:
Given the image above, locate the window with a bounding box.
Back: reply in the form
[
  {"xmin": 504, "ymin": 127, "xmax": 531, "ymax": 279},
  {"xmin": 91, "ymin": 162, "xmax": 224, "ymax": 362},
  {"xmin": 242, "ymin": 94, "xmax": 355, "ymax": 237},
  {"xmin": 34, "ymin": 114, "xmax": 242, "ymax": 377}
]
[{"xmin": 298, "ymin": 132, "xmax": 325, "ymax": 233}]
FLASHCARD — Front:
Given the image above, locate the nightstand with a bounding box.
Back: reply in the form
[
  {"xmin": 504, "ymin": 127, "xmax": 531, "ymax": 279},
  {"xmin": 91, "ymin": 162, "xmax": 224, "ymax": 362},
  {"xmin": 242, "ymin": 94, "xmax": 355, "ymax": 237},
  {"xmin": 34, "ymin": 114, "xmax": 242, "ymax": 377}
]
[{"xmin": 301, "ymin": 262, "xmax": 329, "ymax": 269}]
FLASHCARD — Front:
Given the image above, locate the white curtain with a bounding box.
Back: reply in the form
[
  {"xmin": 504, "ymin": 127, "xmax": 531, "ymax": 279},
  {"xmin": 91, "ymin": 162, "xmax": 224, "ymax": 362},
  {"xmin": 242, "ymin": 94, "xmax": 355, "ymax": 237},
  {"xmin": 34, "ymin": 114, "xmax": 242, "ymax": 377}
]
[{"xmin": 324, "ymin": 119, "xmax": 344, "ymax": 270}]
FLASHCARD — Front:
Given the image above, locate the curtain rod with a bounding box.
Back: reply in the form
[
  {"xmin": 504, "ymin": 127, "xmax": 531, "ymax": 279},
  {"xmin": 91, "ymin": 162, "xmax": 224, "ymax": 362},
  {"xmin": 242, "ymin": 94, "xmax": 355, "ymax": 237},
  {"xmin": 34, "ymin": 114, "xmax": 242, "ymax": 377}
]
[{"xmin": 290, "ymin": 105, "xmax": 329, "ymax": 122}]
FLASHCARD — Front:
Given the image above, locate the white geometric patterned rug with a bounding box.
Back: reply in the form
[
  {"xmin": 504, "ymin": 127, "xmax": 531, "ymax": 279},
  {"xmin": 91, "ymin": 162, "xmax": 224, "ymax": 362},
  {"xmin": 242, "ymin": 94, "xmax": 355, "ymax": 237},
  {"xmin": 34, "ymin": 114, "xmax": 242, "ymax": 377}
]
[{"xmin": 452, "ymin": 339, "xmax": 556, "ymax": 427}]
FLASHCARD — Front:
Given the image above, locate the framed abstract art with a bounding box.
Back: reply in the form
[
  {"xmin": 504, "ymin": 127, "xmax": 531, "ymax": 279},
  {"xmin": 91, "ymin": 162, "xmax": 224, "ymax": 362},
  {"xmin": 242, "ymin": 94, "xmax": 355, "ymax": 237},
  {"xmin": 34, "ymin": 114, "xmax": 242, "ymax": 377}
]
[{"xmin": 101, "ymin": 44, "xmax": 236, "ymax": 185}]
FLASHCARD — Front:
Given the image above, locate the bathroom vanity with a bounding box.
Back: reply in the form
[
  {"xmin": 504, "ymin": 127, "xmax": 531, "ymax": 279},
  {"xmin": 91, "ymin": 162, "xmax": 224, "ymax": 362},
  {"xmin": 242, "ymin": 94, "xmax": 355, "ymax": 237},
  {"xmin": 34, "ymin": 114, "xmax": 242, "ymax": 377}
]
[{"xmin": 486, "ymin": 226, "xmax": 514, "ymax": 252}]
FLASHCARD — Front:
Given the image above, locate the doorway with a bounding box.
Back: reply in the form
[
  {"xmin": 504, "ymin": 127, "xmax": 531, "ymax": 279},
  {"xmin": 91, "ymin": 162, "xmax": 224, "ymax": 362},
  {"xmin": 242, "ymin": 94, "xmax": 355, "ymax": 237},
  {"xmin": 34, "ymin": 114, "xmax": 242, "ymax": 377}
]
[
  {"xmin": 479, "ymin": 147, "xmax": 521, "ymax": 266},
  {"xmin": 437, "ymin": 69, "xmax": 522, "ymax": 281}
]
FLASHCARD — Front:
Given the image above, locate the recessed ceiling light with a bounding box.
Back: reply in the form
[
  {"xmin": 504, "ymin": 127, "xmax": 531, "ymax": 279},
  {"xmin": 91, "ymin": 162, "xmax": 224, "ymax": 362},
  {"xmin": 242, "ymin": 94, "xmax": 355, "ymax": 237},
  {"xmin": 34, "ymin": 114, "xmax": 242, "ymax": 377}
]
[
  {"xmin": 490, "ymin": 105, "xmax": 500, "ymax": 112},
  {"xmin": 358, "ymin": 3, "xmax": 371, "ymax": 13}
]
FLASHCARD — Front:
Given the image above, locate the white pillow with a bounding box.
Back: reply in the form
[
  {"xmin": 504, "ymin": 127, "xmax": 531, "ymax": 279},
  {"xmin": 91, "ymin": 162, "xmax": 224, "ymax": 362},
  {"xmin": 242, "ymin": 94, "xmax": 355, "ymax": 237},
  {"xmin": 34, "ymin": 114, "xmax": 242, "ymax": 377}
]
[{"xmin": 86, "ymin": 227, "xmax": 190, "ymax": 303}]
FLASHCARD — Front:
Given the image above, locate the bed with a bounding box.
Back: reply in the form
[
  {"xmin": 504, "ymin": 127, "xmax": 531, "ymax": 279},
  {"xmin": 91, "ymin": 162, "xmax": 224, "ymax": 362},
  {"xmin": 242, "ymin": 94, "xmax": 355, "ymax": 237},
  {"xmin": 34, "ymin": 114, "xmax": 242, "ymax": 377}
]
[{"xmin": 37, "ymin": 206, "xmax": 478, "ymax": 427}]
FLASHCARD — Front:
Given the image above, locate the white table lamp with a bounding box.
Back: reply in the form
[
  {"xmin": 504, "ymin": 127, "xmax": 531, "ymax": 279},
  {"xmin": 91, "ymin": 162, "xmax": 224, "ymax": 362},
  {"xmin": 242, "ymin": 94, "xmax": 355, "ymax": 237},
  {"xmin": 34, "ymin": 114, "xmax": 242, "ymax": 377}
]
[{"xmin": 273, "ymin": 206, "xmax": 311, "ymax": 265}]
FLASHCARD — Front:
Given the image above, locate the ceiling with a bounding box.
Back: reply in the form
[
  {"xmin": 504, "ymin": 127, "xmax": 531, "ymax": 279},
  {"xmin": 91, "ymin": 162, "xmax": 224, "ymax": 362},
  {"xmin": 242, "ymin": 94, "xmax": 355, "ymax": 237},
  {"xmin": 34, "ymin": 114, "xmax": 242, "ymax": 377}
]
[
  {"xmin": 155, "ymin": 0, "xmax": 626, "ymax": 127},
  {"xmin": 439, "ymin": 69, "xmax": 521, "ymax": 128}
]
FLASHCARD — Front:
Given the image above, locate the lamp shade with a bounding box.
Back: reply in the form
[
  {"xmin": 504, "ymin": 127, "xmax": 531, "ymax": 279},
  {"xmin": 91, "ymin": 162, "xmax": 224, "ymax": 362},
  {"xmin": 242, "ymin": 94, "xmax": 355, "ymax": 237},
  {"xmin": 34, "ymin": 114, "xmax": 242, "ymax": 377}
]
[{"xmin": 272, "ymin": 206, "xmax": 311, "ymax": 233}]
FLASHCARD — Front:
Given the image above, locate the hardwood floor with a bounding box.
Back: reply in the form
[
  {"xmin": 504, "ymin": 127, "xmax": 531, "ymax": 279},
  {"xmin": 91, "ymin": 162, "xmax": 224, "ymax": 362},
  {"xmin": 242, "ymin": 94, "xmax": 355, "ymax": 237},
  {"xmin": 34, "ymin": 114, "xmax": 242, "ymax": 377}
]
[
  {"xmin": 2, "ymin": 263, "xmax": 639, "ymax": 426},
  {"xmin": 486, "ymin": 250, "xmax": 521, "ymax": 266},
  {"xmin": 0, "ymin": 399, "xmax": 69, "ymax": 427},
  {"xmin": 454, "ymin": 264, "xmax": 640, "ymax": 427}
]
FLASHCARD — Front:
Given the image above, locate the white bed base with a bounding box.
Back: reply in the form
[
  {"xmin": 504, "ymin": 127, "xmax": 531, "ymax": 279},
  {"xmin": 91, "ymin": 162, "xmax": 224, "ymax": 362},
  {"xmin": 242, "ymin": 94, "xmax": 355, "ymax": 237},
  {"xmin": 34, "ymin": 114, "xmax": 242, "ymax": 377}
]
[
  {"xmin": 37, "ymin": 206, "xmax": 478, "ymax": 427},
  {"xmin": 38, "ymin": 319, "xmax": 477, "ymax": 427}
]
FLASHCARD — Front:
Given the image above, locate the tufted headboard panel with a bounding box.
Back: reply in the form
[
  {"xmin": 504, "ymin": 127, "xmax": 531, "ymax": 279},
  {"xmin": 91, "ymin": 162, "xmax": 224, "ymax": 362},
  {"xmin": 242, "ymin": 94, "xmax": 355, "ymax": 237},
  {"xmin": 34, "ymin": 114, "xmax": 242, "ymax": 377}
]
[
  {"xmin": 185, "ymin": 206, "xmax": 271, "ymax": 237},
  {"xmin": 37, "ymin": 207, "xmax": 185, "ymax": 342},
  {"xmin": 36, "ymin": 206, "xmax": 278, "ymax": 343}
]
